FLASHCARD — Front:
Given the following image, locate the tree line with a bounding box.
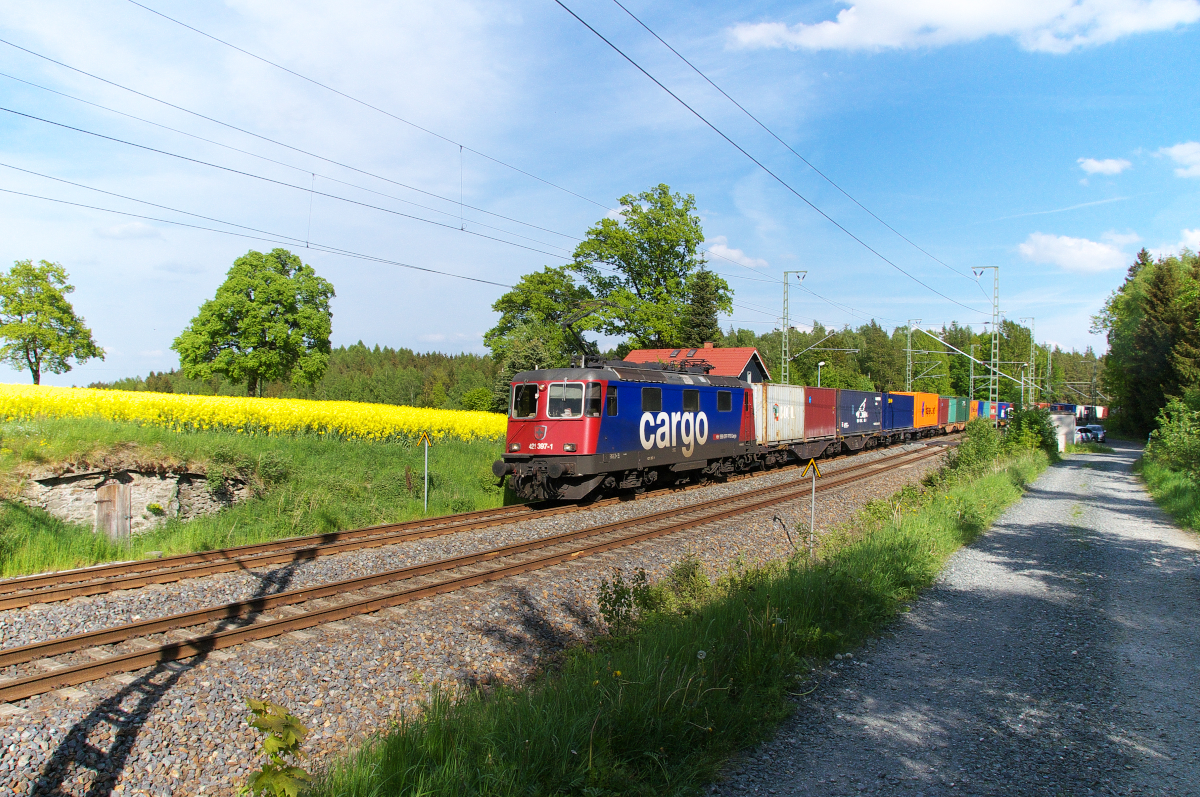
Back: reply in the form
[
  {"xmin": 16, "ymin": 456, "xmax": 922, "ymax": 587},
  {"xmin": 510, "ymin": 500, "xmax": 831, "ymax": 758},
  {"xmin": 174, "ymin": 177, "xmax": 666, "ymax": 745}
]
[{"xmin": 1094, "ymin": 247, "xmax": 1200, "ymax": 433}]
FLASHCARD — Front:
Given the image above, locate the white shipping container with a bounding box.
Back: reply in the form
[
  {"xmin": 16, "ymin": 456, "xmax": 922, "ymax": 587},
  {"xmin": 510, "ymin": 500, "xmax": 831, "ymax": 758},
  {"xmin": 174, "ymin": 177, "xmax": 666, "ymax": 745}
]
[{"xmin": 751, "ymin": 383, "xmax": 807, "ymax": 445}]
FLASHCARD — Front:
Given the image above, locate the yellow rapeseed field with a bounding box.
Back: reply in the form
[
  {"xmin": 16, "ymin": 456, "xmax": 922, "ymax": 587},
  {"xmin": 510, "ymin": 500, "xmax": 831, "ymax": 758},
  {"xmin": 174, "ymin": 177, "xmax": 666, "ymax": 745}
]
[{"xmin": 0, "ymin": 384, "xmax": 506, "ymax": 443}]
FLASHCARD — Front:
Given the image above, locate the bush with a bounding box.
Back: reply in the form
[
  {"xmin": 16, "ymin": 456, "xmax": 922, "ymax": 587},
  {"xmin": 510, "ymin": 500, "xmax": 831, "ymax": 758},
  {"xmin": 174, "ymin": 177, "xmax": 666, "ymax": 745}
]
[
  {"xmin": 949, "ymin": 418, "xmax": 1002, "ymax": 472},
  {"xmin": 1146, "ymin": 397, "xmax": 1200, "ymax": 476},
  {"xmin": 1004, "ymin": 407, "xmax": 1058, "ymax": 457},
  {"xmin": 460, "ymin": 387, "xmax": 495, "ymax": 413}
]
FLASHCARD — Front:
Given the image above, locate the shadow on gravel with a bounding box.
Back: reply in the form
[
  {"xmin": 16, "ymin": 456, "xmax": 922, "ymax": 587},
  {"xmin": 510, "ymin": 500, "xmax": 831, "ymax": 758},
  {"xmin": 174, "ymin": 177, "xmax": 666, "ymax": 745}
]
[
  {"xmin": 478, "ymin": 587, "xmax": 597, "ymax": 670},
  {"xmin": 32, "ymin": 560, "xmax": 304, "ymax": 797}
]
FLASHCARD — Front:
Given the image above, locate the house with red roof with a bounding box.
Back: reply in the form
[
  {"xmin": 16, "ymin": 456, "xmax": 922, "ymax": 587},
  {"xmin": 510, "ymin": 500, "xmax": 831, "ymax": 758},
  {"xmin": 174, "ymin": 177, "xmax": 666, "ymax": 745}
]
[{"xmin": 623, "ymin": 342, "xmax": 771, "ymax": 383}]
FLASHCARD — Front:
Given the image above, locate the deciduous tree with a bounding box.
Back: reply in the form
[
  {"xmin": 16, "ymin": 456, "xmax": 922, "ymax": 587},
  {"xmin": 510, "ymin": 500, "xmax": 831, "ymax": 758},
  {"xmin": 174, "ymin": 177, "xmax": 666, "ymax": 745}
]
[
  {"xmin": 0, "ymin": 259, "xmax": 103, "ymax": 384},
  {"xmin": 570, "ymin": 185, "xmax": 730, "ymax": 347},
  {"xmin": 173, "ymin": 248, "xmax": 334, "ymax": 396}
]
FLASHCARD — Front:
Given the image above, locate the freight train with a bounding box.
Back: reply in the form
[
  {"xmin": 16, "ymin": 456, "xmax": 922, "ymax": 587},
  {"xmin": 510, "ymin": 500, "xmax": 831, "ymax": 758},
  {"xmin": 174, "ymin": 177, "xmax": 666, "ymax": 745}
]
[{"xmin": 492, "ymin": 358, "xmax": 1011, "ymax": 502}]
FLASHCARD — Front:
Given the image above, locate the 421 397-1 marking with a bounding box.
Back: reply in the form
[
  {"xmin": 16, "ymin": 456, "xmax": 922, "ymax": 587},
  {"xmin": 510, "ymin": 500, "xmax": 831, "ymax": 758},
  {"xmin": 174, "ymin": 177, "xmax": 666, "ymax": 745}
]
[{"xmin": 639, "ymin": 411, "xmax": 709, "ymax": 457}]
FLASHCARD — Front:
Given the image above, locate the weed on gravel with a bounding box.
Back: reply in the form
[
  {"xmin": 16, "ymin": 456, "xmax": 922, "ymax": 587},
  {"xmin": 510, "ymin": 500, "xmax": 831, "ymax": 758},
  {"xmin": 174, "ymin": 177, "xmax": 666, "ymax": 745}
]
[
  {"xmin": 311, "ymin": 431, "xmax": 1049, "ymax": 797},
  {"xmin": 0, "ymin": 417, "xmax": 506, "ymax": 577},
  {"xmin": 1138, "ymin": 458, "xmax": 1200, "ymax": 529}
]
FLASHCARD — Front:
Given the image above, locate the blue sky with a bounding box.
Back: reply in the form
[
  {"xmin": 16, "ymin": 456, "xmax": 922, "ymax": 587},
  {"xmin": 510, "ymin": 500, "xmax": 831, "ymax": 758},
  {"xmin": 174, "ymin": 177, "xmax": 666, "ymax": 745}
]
[{"xmin": 0, "ymin": 0, "xmax": 1197, "ymax": 385}]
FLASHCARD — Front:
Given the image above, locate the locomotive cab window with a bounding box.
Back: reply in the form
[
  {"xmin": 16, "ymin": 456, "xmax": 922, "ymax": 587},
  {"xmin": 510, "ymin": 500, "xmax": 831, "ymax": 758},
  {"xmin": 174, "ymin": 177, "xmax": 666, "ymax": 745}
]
[
  {"xmin": 547, "ymin": 382, "xmax": 585, "ymax": 418},
  {"xmin": 642, "ymin": 387, "xmax": 662, "ymax": 413},
  {"xmin": 717, "ymin": 390, "xmax": 732, "ymax": 412},
  {"xmin": 606, "ymin": 386, "xmax": 618, "ymax": 416},
  {"xmin": 512, "ymin": 384, "xmax": 538, "ymax": 419},
  {"xmin": 682, "ymin": 389, "xmax": 700, "ymax": 412},
  {"xmin": 585, "ymin": 382, "xmax": 603, "ymax": 417}
]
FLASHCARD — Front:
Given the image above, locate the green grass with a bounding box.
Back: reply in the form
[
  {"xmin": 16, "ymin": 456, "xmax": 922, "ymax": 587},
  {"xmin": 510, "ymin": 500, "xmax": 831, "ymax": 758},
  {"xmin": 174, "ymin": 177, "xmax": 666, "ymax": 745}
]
[
  {"xmin": 309, "ymin": 448, "xmax": 1049, "ymax": 797},
  {"xmin": 1065, "ymin": 442, "xmax": 1115, "ymax": 454},
  {"xmin": 1139, "ymin": 458, "xmax": 1200, "ymax": 530},
  {"xmin": 0, "ymin": 417, "xmax": 505, "ymax": 577}
]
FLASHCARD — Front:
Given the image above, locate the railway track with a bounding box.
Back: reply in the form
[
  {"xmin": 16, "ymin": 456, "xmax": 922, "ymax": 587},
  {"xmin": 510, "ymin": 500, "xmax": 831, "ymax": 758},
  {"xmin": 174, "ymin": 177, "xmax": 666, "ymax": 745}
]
[
  {"xmin": 0, "ymin": 438, "xmax": 957, "ymax": 610},
  {"xmin": 0, "ymin": 443, "xmax": 949, "ymax": 703}
]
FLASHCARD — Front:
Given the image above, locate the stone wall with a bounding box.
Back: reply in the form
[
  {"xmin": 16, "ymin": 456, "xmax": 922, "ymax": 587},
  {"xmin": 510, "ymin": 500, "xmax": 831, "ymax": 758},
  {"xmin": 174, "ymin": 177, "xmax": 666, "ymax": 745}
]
[{"xmin": 21, "ymin": 469, "xmax": 250, "ymax": 539}]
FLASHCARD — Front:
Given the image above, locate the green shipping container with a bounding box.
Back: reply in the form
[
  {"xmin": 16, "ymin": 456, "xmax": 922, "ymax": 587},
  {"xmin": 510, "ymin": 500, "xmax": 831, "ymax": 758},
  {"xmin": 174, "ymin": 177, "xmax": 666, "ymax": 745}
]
[
  {"xmin": 941, "ymin": 396, "xmax": 956, "ymax": 423},
  {"xmin": 956, "ymin": 397, "xmax": 969, "ymax": 422}
]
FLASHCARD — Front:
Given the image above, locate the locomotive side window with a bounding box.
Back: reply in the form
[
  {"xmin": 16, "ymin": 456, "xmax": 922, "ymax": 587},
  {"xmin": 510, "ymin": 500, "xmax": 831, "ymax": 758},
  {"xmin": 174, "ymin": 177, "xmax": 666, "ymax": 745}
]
[
  {"xmin": 682, "ymin": 389, "xmax": 700, "ymax": 412},
  {"xmin": 642, "ymin": 387, "xmax": 662, "ymax": 413},
  {"xmin": 717, "ymin": 390, "xmax": 732, "ymax": 412},
  {"xmin": 547, "ymin": 382, "xmax": 584, "ymax": 418},
  {"xmin": 606, "ymin": 387, "xmax": 618, "ymax": 416},
  {"xmin": 585, "ymin": 382, "xmax": 603, "ymax": 417},
  {"xmin": 512, "ymin": 384, "xmax": 539, "ymax": 418}
]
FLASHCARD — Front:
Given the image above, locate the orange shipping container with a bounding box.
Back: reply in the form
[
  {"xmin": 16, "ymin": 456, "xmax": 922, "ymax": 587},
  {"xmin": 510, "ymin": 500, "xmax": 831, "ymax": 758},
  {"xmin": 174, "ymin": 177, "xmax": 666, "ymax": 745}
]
[
  {"xmin": 968, "ymin": 401, "xmax": 979, "ymax": 420},
  {"xmin": 891, "ymin": 392, "xmax": 940, "ymax": 428}
]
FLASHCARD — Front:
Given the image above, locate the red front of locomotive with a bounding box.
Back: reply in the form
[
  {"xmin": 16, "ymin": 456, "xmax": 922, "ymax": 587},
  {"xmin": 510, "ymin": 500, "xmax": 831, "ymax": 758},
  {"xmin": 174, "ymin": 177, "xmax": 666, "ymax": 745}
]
[{"xmin": 504, "ymin": 379, "xmax": 607, "ymax": 458}]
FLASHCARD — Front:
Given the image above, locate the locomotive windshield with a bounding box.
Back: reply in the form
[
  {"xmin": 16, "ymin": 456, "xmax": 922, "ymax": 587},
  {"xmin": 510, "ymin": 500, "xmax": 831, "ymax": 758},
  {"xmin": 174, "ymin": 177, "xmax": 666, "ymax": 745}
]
[
  {"xmin": 585, "ymin": 382, "xmax": 603, "ymax": 417},
  {"xmin": 547, "ymin": 382, "xmax": 585, "ymax": 418},
  {"xmin": 512, "ymin": 384, "xmax": 539, "ymax": 418}
]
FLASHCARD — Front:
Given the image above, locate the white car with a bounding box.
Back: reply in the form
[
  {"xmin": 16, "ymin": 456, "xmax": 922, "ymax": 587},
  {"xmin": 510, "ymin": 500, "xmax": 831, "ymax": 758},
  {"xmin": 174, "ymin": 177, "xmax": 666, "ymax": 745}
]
[{"xmin": 1083, "ymin": 424, "xmax": 1106, "ymax": 442}]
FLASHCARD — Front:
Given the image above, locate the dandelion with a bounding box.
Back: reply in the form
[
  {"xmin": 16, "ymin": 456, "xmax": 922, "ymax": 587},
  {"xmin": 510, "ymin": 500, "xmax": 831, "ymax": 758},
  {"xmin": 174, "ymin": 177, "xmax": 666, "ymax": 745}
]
[
  {"xmin": 613, "ymin": 670, "xmax": 621, "ymax": 677},
  {"xmin": 696, "ymin": 650, "xmax": 707, "ymax": 660},
  {"xmin": 592, "ymin": 680, "xmax": 599, "ymax": 686}
]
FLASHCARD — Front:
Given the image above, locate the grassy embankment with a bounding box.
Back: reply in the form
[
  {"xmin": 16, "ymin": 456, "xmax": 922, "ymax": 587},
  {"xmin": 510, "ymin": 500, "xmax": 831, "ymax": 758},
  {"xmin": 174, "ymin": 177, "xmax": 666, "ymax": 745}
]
[
  {"xmin": 1138, "ymin": 458, "xmax": 1200, "ymax": 529},
  {"xmin": 0, "ymin": 417, "xmax": 504, "ymax": 578},
  {"xmin": 310, "ymin": 424, "xmax": 1051, "ymax": 797}
]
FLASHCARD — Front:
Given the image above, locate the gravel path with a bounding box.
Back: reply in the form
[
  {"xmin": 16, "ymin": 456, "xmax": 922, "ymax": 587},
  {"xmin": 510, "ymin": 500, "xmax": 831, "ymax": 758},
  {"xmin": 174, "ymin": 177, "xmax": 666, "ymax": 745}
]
[
  {"xmin": 715, "ymin": 440, "xmax": 1200, "ymax": 797},
  {"xmin": 0, "ymin": 442, "xmax": 946, "ymax": 796}
]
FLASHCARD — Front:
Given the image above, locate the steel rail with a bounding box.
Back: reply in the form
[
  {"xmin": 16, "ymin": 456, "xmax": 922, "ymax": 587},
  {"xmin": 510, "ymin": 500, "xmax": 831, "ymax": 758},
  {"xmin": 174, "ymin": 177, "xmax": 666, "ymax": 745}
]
[
  {"xmin": 0, "ymin": 446, "xmax": 939, "ymax": 668},
  {"xmin": 0, "ymin": 445, "xmax": 948, "ymax": 702},
  {"xmin": 0, "ymin": 503, "xmax": 538, "ymax": 598},
  {"xmin": 0, "ymin": 437, "xmax": 955, "ymax": 607}
]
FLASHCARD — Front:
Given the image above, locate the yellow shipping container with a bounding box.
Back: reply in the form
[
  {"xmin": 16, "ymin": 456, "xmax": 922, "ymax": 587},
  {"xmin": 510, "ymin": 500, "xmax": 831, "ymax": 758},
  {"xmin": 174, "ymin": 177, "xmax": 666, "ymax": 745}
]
[{"xmin": 891, "ymin": 391, "xmax": 940, "ymax": 428}]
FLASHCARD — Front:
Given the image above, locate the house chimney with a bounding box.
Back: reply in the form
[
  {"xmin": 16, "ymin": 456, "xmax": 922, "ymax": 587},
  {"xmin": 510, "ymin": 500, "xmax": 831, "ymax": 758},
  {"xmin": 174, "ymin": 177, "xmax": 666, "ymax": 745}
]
[{"xmin": 703, "ymin": 341, "xmax": 714, "ymax": 349}]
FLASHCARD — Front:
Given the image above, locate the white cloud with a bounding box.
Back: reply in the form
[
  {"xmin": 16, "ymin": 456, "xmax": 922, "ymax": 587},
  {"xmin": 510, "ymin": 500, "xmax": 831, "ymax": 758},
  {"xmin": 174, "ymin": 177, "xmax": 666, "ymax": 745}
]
[
  {"xmin": 705, "ymin": 235, "xmax": 768, "ymax": 269},
  {"xmin": 1018, "ymin": 231, "xmax": 1133, "ymax": 272},
  {"xmin": 728, "ymin": 0, "xmax": 1200, "ymax": 54},
  {"xmin": 1159, "ymin": 142, "xmax": 1200, "ymax": 177},
  {"xmin": 1151, "ymin": 228, "xmax": 1200, "ymax": 257},
  {"xmin": 1077, "ymin": 157, "xmax": 1131, "ymax": 175},
  {"xmin": 95, "ymin": 222, "xmax": 162, "ymax": 239}
]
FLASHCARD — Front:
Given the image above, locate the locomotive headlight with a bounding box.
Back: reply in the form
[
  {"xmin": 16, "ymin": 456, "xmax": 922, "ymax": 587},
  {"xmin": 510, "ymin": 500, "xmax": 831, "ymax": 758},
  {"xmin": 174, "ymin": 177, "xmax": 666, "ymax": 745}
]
[
  {"xmin": 509, "ymin": 443, "xmax": 520, "ymax": 452},
  {"xmin": 563, "ymin": 443, "xmax": 576, "ymax": 452}
]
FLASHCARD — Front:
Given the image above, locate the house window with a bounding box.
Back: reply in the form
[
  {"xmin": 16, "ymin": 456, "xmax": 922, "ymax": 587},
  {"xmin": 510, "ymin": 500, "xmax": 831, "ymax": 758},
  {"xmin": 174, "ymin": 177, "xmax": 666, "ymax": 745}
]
[
  {"xmin": 686, "ymin": 348, "xmax": 698, "ymax": 357},
  {"xmin": 669, "ymin": 349, "xmax": 681, "ymax": 357}
]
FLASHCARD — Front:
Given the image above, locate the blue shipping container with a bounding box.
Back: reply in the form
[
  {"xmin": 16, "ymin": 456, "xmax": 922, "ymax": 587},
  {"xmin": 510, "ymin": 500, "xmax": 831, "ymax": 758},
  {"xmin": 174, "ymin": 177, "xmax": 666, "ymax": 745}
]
[
  {"xmin": 883, "ymin": 392, "xmax": 914, "ymax": 430},
  {"xmin": 837, "ymin": 389, "xmax": 882, "ymax": 435}
]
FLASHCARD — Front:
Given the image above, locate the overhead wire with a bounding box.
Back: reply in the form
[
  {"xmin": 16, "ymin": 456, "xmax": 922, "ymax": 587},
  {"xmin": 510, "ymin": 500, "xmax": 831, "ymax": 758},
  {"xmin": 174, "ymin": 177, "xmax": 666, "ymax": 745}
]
[
  {"xmin": 122, "ymin": 0, "xmax": 613, "ymax": 211},
  {"xmin": 0, "ymin": 42, "xmax": 592, "ymax": 245},
  {"xmin": 551, "ymin": 0, "xmax": 986, "ymax": 315},
  {"xmin": 0, "ymin": 184, "xmax": 511, "ymax": 287},
  {"xmin": 0, "ymin": 55, "xmax": 782, "ymax": 288},
  {"xmin": 0, "ymin": 105, "xmax": 582, "ymax": 262},
  {"xmin": 608, "ymin": 0, "xmax": 978, "ymax": 286}
]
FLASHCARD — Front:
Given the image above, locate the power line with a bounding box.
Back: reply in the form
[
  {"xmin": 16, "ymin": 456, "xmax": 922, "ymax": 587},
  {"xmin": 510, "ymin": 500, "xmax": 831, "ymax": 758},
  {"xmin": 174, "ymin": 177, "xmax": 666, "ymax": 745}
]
[
  {"xmin": 0, "ymin": 41, "xmax": 601, "ymax": 245},
  {"xmin": 0, "ymin": 57, "xmax": 784, "ymax": 289},
  {"xmin": 608, "ymin": 0, "xmax": 978, "ymax": 287},
  {"xmin": 123, "ymin": 0, "xmax": 612, "ymax": 211},
  {"xmin": 0, "ymin": 105, "xmax": 582, "ymax": 262},
  {"xmin": 0, "ymin": 185, "xmax": 511, "ymax": 287},
  {"xmin": 552, "ymin": 0, "xmax": 986, "ymax": 316}
]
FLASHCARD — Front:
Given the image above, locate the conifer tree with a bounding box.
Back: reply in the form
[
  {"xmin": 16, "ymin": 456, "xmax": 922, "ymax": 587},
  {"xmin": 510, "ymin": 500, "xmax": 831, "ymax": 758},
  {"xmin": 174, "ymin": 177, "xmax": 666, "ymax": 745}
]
[{"xmin": 683, "ymin": 267, "xmax": 727, "ymax": 347}]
